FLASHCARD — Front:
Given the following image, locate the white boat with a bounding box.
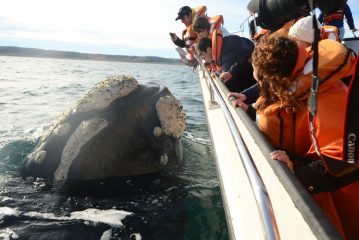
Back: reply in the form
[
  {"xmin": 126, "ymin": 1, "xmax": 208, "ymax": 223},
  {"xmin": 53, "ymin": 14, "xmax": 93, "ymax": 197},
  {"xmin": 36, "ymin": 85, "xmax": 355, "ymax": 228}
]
[
  {"xmin": 197, "ymin": 67, "xmax": 344, "ymax": 240},
  {"xmin": 343, "ymin": 37, "xmax": 359, "ymax": 54}
]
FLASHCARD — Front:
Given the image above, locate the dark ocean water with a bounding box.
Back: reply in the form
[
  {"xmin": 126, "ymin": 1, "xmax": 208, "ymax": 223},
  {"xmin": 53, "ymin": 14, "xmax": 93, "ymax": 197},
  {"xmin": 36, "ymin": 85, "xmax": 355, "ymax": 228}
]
[{"xmin": 0, "ymin": 56, "xmax": 229, "ymax": 240}]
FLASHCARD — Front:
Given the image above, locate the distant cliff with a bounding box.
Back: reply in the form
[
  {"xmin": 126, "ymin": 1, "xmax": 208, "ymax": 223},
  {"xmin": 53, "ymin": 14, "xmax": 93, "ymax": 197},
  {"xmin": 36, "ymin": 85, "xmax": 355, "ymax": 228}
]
[{"xmin": 0, "ymin": 46, "xmax": 181, "ymax": 64}]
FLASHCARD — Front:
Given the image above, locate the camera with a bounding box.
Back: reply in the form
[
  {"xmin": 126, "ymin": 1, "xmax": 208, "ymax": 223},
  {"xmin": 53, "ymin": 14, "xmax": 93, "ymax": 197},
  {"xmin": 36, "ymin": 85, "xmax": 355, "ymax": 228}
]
[{"xmin": 247, "ymin": 0, "xmax": 347, "ymax": 30}]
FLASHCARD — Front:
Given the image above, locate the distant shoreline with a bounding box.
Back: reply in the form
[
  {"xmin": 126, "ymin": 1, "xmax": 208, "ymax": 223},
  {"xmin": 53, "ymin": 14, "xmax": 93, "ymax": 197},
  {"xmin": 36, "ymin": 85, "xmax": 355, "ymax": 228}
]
[{"xmin": 0, "ymin": 46, "xmax": 182, "ymax": 65}]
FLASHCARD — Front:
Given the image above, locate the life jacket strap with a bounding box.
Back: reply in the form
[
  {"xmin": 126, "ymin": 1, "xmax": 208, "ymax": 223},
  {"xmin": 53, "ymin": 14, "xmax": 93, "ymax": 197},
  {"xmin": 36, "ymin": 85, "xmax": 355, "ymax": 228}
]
[
  {"xmin": 343, "ymin": 56, "xmax": 359, "ymax": 166},
  {"xmin": 323, "ymin": 10, "xmax": 344, "ymax": 24},
  {"xmin": 212, "ymin": 29, "xmax": 223, "ymax": 65}
]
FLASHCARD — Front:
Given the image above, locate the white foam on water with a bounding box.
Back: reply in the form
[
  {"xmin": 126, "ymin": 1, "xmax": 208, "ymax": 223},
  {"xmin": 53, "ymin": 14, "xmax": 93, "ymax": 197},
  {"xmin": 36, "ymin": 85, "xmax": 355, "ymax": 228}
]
[
  {"xmin": 70, "ymin": 208, "xmax": 132, "ymax": 228},
  {"xmin": 130, "ymin": 233, "xmax": 142, "ymax": 240},
  {"xmin": 100, "ymin": 229, "xmax": 112, "ymax": 240},
  {"xmin": 183, "ymin": 132, "xmax": 210, "ymax": 145},
  {"xmin": 165, "ymin": 186, "xmax": 178, "ymax": 192},
  {"xmin": 23, "ymin": 208, "xmax": 132, "ymax": 228},
  {"xmin": 0, "ymin": 207, "xmax": 19, "ymax": 218},
  {"xmin": 0, "ymin": 228, "xmax": 19, "ymax": 240},
  {"xmin": 0, "ymin": 208, "xmax": 20, "ymax": 239},
  {"xmin": 23, "ymin": 211, "xmax": 67, "ymax": 220},
  {"xmin": 1, "ymin": 197, "xmax": 12, "ymax": 202}
]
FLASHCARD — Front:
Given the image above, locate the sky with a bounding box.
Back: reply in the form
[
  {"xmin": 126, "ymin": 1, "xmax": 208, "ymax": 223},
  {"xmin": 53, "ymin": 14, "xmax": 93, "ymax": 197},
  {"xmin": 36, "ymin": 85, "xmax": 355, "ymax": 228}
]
[{"xmin": 0, "ymin": 0, "xmax": 358, "ymax": 58}]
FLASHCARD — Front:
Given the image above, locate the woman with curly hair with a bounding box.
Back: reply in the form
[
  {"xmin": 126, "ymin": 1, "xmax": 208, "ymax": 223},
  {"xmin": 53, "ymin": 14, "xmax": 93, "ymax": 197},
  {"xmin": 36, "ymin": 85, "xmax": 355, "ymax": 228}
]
[
  {"xmin": 252, "ymin": 36, "xmax": 302, "ymax": 113},
  {"xmin": 250, "ymin": 35, "xmax": 359, "ymax": 240}
]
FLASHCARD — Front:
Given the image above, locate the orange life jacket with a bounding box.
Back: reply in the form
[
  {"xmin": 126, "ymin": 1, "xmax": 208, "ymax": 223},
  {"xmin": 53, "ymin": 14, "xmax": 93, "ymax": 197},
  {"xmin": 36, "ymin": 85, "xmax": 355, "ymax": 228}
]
[
  {"xmin": 257, "ymin": 40, "xmax": 355, "ymax": 174},
  {"xmin": 321, "ymin": 25, "xmax": 340, "ymax": 42},
  {"xmin": 192, "ymin": 5, "xmax": 207, "ymax": 22},
  {"xmin": 208, "ymin": 15, "xmax": 224, "ymax": 35},
  {"xmin": 211, "ymin": 29, "xmax": 223, "ymax": 68},
  {"xmin": 206, "ymin": 63, "xmax": 221, "ymax": 73},
  {"xmin": 202, "ymin": 18, "xmax": 224, "ymax": 73},
  {"xmin": 181, "ymin": 5, "xmax": 207, "ymax": 57},
  {"xmin": 257, "ymin": 39, "xmax": 358, "ymax": 240},
  {"xmin": 253, "ymin": 28, "xmax": 270, "ymax": 42},
  {"xmin": 323, "ymin": 10, "xmax": 344, "ymax": 24}
]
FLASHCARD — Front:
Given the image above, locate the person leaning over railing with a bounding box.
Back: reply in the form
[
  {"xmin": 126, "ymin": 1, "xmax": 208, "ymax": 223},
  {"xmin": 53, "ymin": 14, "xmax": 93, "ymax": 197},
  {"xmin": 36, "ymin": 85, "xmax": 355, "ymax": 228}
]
[
  {"xmin": 196, "ymin": 31, "xmax": 256, "ymax": 92},
  {"xmin": 170, "ymin": 5, "xmax": 207, "ymax": 67},
  {"xmin": 227, "ymin": 15, "xmax": 352, "ymax": 116},
  {"xmin": 192, "ymin": 16, "xmax": 230, "ymax": 40},
  {"xmin": 240, "ymin": 34, "xmax": 358, "ymax": 240},
  {"xmin": 225, "ymin": 15, "xmax": 314, "ymax": 113}
]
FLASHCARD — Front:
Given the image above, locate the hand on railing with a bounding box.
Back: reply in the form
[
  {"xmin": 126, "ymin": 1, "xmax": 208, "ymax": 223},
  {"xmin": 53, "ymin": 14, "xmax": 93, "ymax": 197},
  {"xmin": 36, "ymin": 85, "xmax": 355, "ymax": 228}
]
[
  {"xmin": 219, "ymin": 72, "xmax": 232, "ymax": 83},
  {"xmin": 270, "ymin": 150, "xmax": 294, "ymax": 173},
  {"xmin": 210, "ymin": 70, "xmax": 218, "ymax": 78},
  {"xmin": 227, "ymin": 92, "xmax": 249, "ymax": 111}
]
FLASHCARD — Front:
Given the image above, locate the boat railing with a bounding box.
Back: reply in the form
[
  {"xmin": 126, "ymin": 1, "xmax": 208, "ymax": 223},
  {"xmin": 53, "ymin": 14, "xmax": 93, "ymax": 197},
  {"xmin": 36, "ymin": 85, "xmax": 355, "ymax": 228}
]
[
  {"xmin": 231, "ymin": 15, "xmax": 253, "ymax": 37},
  {"xmin": 199, "ymin": 64, "xmax": 280, "ymax": 240},
  {"xmin": 198, "ymin": 62, "xmax": 343, "ymax": 240}
]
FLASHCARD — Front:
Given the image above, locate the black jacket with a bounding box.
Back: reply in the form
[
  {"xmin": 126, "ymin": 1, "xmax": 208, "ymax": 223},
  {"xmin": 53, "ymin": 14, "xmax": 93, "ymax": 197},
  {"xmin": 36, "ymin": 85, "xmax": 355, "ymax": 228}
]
[{"xmin": 218, "ymin": 35, "xmax": 256, "ymax": 92}]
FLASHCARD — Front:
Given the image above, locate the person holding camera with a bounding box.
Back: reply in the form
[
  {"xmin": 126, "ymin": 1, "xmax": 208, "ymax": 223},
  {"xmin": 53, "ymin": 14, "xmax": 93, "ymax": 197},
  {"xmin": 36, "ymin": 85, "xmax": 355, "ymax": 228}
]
[
  {"xmin": 251, "ymin": 34, "xmax": 358, "ymax": 239},
  {"xmin": 170, "ymin": 5, "xmax": 207, "ymax": 67},
  {"xmin": 318, "ymin": 2, "xmax": 356, "ymax": 40}
]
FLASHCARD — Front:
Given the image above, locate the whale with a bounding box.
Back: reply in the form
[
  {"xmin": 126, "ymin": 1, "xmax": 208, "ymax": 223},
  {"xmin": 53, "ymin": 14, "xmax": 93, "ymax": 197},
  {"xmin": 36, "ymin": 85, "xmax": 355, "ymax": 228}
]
[{"xmin": 21, "ymin": 75, "xmax": 186, "ymax": 185}]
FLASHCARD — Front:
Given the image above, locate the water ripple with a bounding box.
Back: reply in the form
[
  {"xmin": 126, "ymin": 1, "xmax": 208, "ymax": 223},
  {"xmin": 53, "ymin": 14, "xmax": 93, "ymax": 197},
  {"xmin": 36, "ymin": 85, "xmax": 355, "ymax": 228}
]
[{"xmin": 0, "ymin": 56, "xmax": 228, "ymax": 240}]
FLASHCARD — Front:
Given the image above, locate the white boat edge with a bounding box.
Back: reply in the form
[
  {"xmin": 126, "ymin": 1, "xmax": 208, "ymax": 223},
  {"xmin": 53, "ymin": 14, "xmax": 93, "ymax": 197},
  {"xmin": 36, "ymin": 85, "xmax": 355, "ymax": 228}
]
[{"xmin": 197, "ymin": 69, "xmax": 343, "ymax": 240}]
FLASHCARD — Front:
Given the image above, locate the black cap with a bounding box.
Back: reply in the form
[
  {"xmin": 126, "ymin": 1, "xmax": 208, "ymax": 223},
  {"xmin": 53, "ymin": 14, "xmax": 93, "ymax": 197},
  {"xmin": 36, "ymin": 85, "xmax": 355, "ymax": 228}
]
[{"xmin": 175, "ymin": 6, "xmax": 192, "ymax": 21}]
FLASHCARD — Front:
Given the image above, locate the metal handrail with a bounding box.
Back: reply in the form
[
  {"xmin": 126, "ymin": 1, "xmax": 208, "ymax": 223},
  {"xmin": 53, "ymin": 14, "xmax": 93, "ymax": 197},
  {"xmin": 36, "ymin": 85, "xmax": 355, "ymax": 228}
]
[
  {"xmin": 198, "ymin": 63, "xmax": 280, "ymax": 240},
  {"xmin": 231, "ymin": 15, "xmax": 252, "ymax": 37}
]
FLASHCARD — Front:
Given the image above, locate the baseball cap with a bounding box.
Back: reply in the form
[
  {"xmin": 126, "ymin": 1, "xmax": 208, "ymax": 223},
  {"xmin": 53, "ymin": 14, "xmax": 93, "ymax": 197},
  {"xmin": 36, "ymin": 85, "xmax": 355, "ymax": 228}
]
[
  {"xmin": 289, "ymin": 16, "xmax": 322, "ymax": 44},
  {"xmin": 175, "ymin": 6, "xmax": 192, "ymax": 21}
]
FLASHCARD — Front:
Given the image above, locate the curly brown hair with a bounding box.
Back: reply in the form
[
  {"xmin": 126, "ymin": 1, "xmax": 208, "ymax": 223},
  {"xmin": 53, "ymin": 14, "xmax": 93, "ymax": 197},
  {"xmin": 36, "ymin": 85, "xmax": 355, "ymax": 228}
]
[{"xmin": 252, "ymin": 35, "xmax": 303, "ymax": 113}]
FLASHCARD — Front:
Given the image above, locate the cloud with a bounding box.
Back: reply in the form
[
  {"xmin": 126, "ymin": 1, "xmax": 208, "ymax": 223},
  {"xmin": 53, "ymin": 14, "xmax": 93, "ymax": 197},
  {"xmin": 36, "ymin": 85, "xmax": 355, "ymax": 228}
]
[
  {"xmin": 0, "ymin": 0, "xmax": 358, "ymax": 57},
  {"xmin": 0, "ymin": 1, "xmax": 185, "ymax": 52}
]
